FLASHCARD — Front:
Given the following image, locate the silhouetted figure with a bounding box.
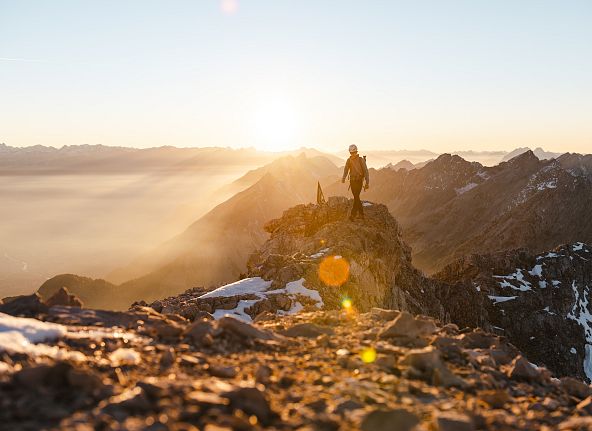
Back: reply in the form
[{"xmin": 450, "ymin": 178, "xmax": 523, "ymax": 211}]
[{"xmin": 341, "ymin": 144, "xmax": 369, "ymax": 220}]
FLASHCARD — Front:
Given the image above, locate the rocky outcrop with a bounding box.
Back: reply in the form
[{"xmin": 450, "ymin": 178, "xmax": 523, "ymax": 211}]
[
  {"xmin": 38, "ymin": 274, "xmax": 118, "ymax": 310},
  {"xmin": 247, "ymin": 196, "xmax": 442, "ymax": 315},
  {"xmin": 435, "ymin": 243, "xmax": 592, "ymax": 381},
  {"xmin": 151, "ymin": 197, "xmax": 443, "ymax": 322}
]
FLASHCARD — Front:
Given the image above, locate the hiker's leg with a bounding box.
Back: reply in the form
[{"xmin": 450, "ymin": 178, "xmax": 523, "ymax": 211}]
[{"xmin": 350, "ymin": 180, "xmax": 363, "ymax": 218}]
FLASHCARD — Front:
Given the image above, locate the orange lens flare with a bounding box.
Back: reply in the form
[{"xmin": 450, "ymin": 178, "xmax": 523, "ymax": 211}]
[
  {"xmin": 318, "ymin": 255, "xmax": 350, "ymax": 287},
  {"xmin": 341, "ymin": 298, "xmax": 353, "ymax": 310}
]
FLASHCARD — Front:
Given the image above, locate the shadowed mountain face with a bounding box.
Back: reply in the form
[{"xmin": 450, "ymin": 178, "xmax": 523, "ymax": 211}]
[
  {"xmin": 435, "ymin": 243, "xmax": 592, "ymax": 382},
  {"xmin": 326, "ymin": 150, "xmax": 592, "ymax": 274},
  {"xmin": 36, "ymin": 154, "xmax": 340, "ymax": 309}
]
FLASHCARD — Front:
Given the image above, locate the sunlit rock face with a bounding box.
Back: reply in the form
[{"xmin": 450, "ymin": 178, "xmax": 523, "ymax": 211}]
[
  {"xmin": 246, "ymin": 196, "xmax": 442, "ymax": 315},
  {"xmin": 150, "ymin": 197, "xmax": 444, "ymax": 322},
  {"xmin": 435, "ymin": 243, "xmax": 592, "ymax": 381}
]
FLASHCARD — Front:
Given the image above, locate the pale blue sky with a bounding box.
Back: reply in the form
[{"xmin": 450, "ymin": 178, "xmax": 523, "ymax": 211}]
[{"xmin": 1, "ymin": 0, "xmax": 591, "ymax": 152}]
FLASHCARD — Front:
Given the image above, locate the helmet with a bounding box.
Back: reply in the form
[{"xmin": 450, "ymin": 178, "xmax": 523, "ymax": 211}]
[{"xmin": 348, "ymin": 144, "xmax": 358, "ymax": 153}]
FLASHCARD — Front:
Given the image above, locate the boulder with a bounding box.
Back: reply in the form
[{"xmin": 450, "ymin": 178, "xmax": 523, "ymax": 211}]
[
  {"xmin": 507, "ymin": 355, "xmax": 540, "ymax": 382},
  {"xmin": 361, "ymin": 408, "xmax": 420, "ymax": 431},
  {"xmin": 400, "ymin": 346, "xmax": 466, "ymax": 388},
  {"xmin": 281, "ymin": 322, "xmax": 334, "ymax": 338},
  {"xmin": 560, "ymin": 377, "xmax": 592, "ymax": 399},
  {"xmin": 379, "ymin": 311, "xmax": 436, "ymax": 340},
  {"xmin": 45, "ymin": 287, "xmax": 83, "ymax": 308},
  {"xmin": 0, "ymin": 293, "xmax": 48, "ymax": 317},
  {"xmin": 434, "ymin": 411, "xmax": 474, "ymax": 431},
  {"xmin": 217, "ymin": 316, "xmax": 276, "ymax": 341}
]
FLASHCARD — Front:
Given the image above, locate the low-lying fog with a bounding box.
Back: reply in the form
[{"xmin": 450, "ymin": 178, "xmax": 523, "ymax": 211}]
[{"xmin": 0, "ymin": 168, "xmax": 245, "ymax": 297}]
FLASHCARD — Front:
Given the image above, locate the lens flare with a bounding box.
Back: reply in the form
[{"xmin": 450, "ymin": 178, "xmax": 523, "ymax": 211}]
[
  {"xmin": 341, "ymin": 298, "xmax": 353, "ymax": 310},
  {"xmin": 360, "ymin": 347, "xmax": 377, "ymax": 364},
  {"xmin": 318, "ymin": 255, "xmax": 350, "ymax": 287},
  {"xmin": 221, "ymin": 0, "xmax": 238, "ymax": 14}
]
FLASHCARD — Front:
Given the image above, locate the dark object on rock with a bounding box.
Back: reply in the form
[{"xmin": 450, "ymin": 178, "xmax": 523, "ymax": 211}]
[
  {"xmin": 400, "ymin": 346, "xmax": 466, "ymax": 388},
  {"xmin": 222, "ymin": 386, "xmax": 273, "ymax": 423},
  {"xmin": 379, "ymin": 311, "xmax": 436, "ymax": 340},
  {"xmin": 45, "ymin": 287, "xmax": 84, "ymax": 308},
  {"xmin": 217, "ymin": 316, "xmax": 276, "ymax": 341},
  {"xmin": 560, "ymin": 377, "xmax": 592, "ymax": 400},
  {"xmin": 370, "ymin": 307, "xmax": 400, "ymax": 321},
  {"xmin": 185, "ymin": 319, "xmax": 215, "ymax": 345},
  {"xmin": 434, "ymin": 411, "xmax": 474, "ymax": 431},
  {"xmin": 281, "ymin": 322, "xmax": 334, "ymax": 338},
  {"xmin": 208, "ymin": 365, "xmax": 238, "ymax": 379},
  {"xmin": 507, "ymin": 355, "xmax": 540, "ymax": 382},
  {"xmin": 361, "ymin": 408, "xmax": 420, "ymax": 431},
  {"xmin": 0, "ymin": 292, "xmax": 48, "ymax": 317}
]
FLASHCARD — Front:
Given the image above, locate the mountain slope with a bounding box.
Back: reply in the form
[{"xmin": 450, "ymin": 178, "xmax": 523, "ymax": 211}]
[
  {"xmin": 36, "ymin": 155, "xmax": 340, "ymax": 309},
  {"xmin": 435, "ymin": 243, "xmax": 592, "ymax": 381},
  {"xmin": 326, "ymin": 150, "xmax": 592, "ymax": 274}
]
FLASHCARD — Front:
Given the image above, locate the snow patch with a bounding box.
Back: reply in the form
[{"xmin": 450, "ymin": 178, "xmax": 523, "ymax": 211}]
[
  {"xmin": 109, "ymin": 348, "xmax": 141, "ymax": 366},
  {"xmin": 536, "ymin": 179, "xmax": 557, "ymax": 190},
  {"xmin": 539, "ymin": 252, "xmax": 559, "ymax": 260},
  {"xmin": 493, "ymin": 269, "xmax": 532, "ymax": 291},
  {"xmin": 212, "ymin": 299, "xmax": 260, "ymax": 322},
  {"xmin": 0, "ymin": 312, "xmax": 66, "ymax": 345},
  {"xmin": 571, "ymin": 347, "xmax": 577, "ymax": 354},
  {"xmin": 488, "ymin": 295, "xmax": 517, "ymax": 304},
  {"xmin": 586, "ymin": 345, "xmax": 592, "ymax": 382},
  {"xmin": 0, "ymin": 313, "xmax": 88, "ymax": 360},
  {"xmin": 202, "ymin": 278, "xmax": 324, "ymax": 322},
  {"xmin": 310, "ymin": 248, "xmax": 330, "ymax": 259},
  {"xmin": 283, "ymin": 279, "xmax": 324, "ymax": 306},
  {"xmin": 574, "ymin": 242, "xmax": 585, "ymax": 252},
  {"xmin": 362, "ymin": 201, "xmax": 373, "ymax": 207},
  {"xmin": 455, "ymin": 182, "xmax": 478, "ymax": 195},
  {"xmin": 566, "ymin": 281, "xmax": 592, "ymax": 382},
  {"xmin": 199, "ymin": 277, "xmax": 272, "ymax": 299},
  {"xmin": 529, "ymin": 265, "xmax": 543, "ymax": 278}
]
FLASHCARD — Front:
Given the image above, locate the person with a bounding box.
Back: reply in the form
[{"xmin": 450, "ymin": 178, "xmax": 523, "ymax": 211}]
[{"xmin": 341, "ymin": 144, "xmax": 369, "ymax": 220}]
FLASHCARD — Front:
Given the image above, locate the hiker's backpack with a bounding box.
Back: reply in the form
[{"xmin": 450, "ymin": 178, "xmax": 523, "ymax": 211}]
[{"xmin": 349, "ymin": 155, "xmax": 367, "ymax": 181}]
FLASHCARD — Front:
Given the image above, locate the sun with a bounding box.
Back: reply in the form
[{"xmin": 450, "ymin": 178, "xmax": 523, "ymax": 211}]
[{"xmin": 251, "ymin": 99, "xmax": 301, "ymax": 152}]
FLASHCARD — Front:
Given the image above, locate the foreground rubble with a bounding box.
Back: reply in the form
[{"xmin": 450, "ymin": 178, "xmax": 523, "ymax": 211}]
[{"xmin": 2, "ymin": 302, "xmax": 592, "ymax": 431}]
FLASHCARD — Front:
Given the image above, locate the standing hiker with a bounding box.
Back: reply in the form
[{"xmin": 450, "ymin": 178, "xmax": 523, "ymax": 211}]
[{"xmin": 341, "ymin": 144, "xmax": 369, "ymax": 220}]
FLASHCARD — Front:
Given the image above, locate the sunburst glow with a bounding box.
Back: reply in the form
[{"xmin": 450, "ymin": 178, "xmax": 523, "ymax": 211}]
[{"xmin": 251, "ymin": 98, "xmax": 301, "ymax": 152}]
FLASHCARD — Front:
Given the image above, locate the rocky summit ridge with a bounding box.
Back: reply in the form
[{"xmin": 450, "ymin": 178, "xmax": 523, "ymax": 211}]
[{"xmin": 147, "ymin": 197, "xmax": 443, "ymax": 322}]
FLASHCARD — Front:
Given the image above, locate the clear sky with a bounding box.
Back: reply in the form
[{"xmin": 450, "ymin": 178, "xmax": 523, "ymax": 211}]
[{"xmin": 1, "ymin": 0, "xmax": 591, "ymax": 153}]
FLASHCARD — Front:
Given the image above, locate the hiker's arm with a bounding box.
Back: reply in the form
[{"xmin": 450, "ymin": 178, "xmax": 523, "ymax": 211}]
[{"xmin": 341, "ymin": 160, "xmax": 349, "ymax": 183}]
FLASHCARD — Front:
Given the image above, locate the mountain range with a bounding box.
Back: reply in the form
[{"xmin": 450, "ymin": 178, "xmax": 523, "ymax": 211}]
[
  {"xmin": 327, "ymin": 150, "xmax": 592, "ymax": 273},
  {"xmin": 31, "ymin": 148, "xmax": 592, "ymax": 311}
]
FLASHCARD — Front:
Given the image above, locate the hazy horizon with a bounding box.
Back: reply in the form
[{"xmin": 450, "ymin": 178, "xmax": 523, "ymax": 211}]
[{"xmin": 2, "ymin": 1, "xmax": 591, "ymax": 154}]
